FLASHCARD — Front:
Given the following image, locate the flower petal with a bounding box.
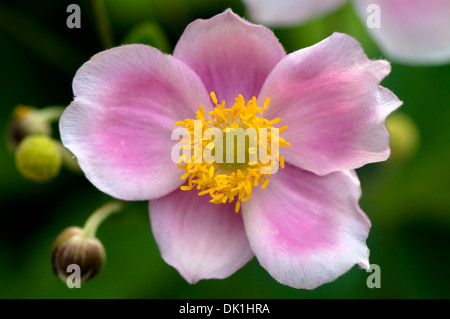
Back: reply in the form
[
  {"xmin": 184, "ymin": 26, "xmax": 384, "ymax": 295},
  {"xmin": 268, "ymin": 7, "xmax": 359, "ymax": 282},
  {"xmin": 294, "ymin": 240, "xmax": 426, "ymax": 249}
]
[
  {"xmin": 60, "ymin": 44, "xmax": 211, "ymax": 200},
  {"xmin": 243, "ymin": 0, "xmax": 347, "ymax": 26},
  {"xmin": 259, "ymin": 32, "xmax": 401, "ymax": 176},
  {"xmin": 353, "ymin": 0, "xmax": 450, "ymax": 65},
  {"xmin": 150, "ymin": 188, "xmax": 254, "ymax": 284},
  {"xmin": 173, "ymin": 9, "xmax": 285, "ymax": 104},
  {"xmin": 241, "ymin": 164, "xmax": 370, "ymax": 289}
]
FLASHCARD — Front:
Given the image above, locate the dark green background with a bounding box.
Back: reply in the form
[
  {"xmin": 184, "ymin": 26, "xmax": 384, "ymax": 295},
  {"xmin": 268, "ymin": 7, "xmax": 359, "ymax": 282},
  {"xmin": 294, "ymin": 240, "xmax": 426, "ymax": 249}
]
[{"xmin": 1, "ymin": 0, "xmax": 449, "ymax": 298}]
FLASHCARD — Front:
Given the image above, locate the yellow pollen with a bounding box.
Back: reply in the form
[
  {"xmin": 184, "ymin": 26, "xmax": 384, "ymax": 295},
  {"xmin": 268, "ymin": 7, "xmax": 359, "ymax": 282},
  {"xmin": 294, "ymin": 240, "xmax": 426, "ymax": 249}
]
[{"xmin": 176, "ymin": 92, "xmax": 289, "ymax": 213}]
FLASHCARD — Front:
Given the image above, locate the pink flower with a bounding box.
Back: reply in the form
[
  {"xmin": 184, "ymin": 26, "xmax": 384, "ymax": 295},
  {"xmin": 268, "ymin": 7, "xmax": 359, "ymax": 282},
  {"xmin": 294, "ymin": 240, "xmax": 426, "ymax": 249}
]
[
  {"xmin": 243, "ymin": 0, "xmax": 450, "ymax": 65},
  {"xmin": 60, "ymin": 10, "xmax": 401, "ymax": 289}
]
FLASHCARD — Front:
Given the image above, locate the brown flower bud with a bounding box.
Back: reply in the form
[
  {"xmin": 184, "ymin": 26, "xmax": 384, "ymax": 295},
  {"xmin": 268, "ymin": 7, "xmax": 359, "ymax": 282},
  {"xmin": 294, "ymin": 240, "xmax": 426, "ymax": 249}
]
[
  {"xmin": 8, "ymin": 105, "xmax": 52, "ymax": 149},
  {"xmin": 52, "ymin": 227, "xmax": 106, "ymax": 284}
]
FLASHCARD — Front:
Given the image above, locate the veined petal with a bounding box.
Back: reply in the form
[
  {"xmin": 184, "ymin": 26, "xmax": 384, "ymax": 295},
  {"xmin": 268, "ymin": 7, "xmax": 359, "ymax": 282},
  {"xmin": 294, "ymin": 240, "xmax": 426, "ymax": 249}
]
[
  {"xmin": 241, "ymin": 164, "xmax": 370, "ymax": 289},
  {"xmin": 60, "ymin": 44, "xmax": 211, "ymax": 201},
  {"xmin": 353, "ymin": 0, "xmax": 450, "ymax": 65},
  {"xmin": 173, "ymin": 9, "xmax": 285, "ymax": 104},
  {"xmin": 259, "ymin": 32, "xmax": 401, "ymax": 176},
  {"xmin": 150, "ymin": 188, "xmax": 254, "ymax": 284},
  {"xmin": 243, "ymin": 0, "xmax": 347, "ymax": 26}
]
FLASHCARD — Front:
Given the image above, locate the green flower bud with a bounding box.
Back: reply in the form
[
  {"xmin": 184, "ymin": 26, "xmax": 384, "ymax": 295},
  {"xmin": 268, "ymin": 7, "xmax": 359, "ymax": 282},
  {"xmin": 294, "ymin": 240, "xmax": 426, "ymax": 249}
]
[
  {"xmin": 386, "ymin": 112, "xmax": 420, "ymax": 162},
  {"xmin": 15, "ymin": 135, "xmax": 62, "ymax": 183},
  {"xmin": 52, "ymin": 227, "xmax": 106, "ymax": 284}
]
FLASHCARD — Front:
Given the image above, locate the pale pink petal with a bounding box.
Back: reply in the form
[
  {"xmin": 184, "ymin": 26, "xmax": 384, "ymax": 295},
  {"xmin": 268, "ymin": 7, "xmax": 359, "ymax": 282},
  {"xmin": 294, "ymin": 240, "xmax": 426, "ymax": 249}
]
[
  {"xmin": 60, "ymin": 44, "xmax": 211, "ymax": 200},
  {"xmin": 150, "ymin": 188, "xmax": 254, "ymax": 284},
  {"xmin": 173, "ymin": 9, "xmax": 285, "ymax": 104},
  {"xmin": 241, "ymin": 164, "xmax": 370, "ymax": 289},
  {"xmin": 353, "ymin": 0, "xmax": 450, "ymax": 64},
  {"xmin": 243, "ymin": 0, "xmax": 347, "ymax": 26},
  {"xmin": 259, "ymin": 32, "xmax": 402, "ymax": 176}
]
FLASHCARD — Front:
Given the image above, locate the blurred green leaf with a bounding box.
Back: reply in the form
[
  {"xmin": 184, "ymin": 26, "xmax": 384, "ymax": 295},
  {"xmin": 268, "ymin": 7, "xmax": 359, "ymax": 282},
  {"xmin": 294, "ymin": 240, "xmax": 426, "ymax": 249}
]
[{"xmin": 123, "ymin": 21, "xmax": 171, "ymax": 53}]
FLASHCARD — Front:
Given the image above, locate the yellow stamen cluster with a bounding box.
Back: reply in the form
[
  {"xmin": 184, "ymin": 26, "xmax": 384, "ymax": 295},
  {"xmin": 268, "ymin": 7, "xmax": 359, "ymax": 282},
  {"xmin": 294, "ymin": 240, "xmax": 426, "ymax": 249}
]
[{"xmin": 175, "ymin": 92, "xmax": 289, "ymax": 213}]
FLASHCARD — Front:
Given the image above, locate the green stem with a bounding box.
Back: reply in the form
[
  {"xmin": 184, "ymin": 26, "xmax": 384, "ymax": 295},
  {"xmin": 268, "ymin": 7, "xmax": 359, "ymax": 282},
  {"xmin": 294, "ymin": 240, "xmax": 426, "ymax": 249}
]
[
  {"xmin": 55, "ymin": 141, "xmax": 82, "ymax": 173},
  {"xmin": 38, "ymin": 106, "xmax": 65, "ymax": 123},
  {"xmin": 91, "ymin": 0, "xmax": 114, "ymax": 49},
  {"xmin": 82, "ymin": 201, "xmax": 125, "ymax": 238}
]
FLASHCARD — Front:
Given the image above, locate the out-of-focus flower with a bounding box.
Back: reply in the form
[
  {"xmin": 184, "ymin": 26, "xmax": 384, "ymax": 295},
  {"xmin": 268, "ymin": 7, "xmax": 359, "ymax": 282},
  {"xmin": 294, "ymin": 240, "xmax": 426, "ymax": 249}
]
[
  {"xmin": 60, "ymin": 10, "xmax": 401, "ymax": 289},
  {"xmin": 243, "ymin": 0, "xmax": 450, "ymax": 65},
  {"xmin": 243, "ymin": 0, "xmax": 346, "ymax": 26}
]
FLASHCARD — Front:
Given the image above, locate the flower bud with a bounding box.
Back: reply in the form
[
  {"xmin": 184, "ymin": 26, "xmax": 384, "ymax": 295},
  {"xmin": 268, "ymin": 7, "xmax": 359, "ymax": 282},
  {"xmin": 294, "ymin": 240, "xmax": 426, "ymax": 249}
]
[
  {"xmin": 386, "ymin": 112, "xmax": 420, "ymax": 162},
  {"xmin": 15, "ymin": 135, "xmax": 62, "ymax": 183},
  {"xmin": 8, "ymin": 105, "xmax": 52, "ymax": 149},
  {"xmin": 52, "ymin": 227, "xmax": 106, "ymax": 283}
]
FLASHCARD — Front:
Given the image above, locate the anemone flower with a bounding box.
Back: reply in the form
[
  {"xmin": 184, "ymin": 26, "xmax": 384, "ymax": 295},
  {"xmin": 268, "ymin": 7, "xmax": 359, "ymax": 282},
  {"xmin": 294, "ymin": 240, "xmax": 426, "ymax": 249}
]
[
  {"xmin": 60, "ymin": 10, "xmax": 401, "ymax": 289},
  {"xmin": 243, "ymin": 0, "xmax": 450, "ymax": 65}
]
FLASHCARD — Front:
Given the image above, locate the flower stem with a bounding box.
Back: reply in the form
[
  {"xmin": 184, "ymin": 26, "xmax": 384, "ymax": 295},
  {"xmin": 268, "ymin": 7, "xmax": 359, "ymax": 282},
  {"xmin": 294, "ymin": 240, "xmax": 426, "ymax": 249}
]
[
  {"xmin": 91, "ymin": 0, "xmax": 114, "ymax": 49},
  {"xmin": 82, "ymin": 201, "xmax": 125, "ymax": 238},
  {"xmin": 38, "ymin": 106, "xmax": 65, "ymax": 123},
  {"xmin": 55, "ymin": 141, "xmax": 82, "ymax": 173}
]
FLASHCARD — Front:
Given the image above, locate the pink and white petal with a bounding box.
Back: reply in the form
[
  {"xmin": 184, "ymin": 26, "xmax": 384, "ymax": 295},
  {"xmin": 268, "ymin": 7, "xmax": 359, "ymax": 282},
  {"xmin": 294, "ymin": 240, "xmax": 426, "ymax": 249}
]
[
  {"xmin": 243, "ymin": 0, "xmax": 347, "ymax": 27},
  {"xmin": 60, "ymin": 44, "xmax": 211, "ymax": 201},
  {"xmin": 173, "ymin": 9, "xmax": 285, "ymax": 104},
  {"xmin": 353, "ymin": 0, "xmax": 450, "ymax": 65},
  {"xmin": 259, "ymin": 32, "xmax": 402, "ymax": 176},
  {"xmin": 150, "ymin": 188, "xmax": 254, "ymax": 284},
  {"xmin": 241, "ymin": 164, "xmax": 370, "ymax": 289}
]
